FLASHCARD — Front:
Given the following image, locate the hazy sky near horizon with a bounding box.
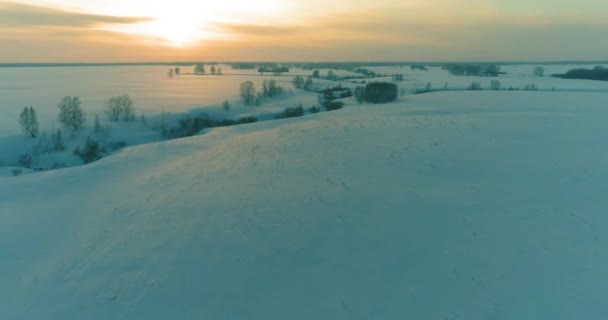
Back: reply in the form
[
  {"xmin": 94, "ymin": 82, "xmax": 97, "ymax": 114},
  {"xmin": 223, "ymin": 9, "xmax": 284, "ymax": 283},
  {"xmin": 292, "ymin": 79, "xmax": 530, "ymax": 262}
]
[{"xmin": 1, "ymin": 0, "xmax": 607, "ymax": 62}]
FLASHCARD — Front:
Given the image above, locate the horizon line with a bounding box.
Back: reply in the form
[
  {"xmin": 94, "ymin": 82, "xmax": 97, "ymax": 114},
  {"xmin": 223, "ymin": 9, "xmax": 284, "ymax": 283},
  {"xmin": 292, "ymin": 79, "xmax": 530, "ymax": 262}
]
[{"xmin": 2, "ymin": 60, "xmax": 608, "ymax": 68}]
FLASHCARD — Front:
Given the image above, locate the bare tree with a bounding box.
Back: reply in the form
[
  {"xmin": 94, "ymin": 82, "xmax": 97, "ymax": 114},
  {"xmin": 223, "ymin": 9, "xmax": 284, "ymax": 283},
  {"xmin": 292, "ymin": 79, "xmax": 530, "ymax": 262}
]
[
  {"xmin": 194, "ymin": 64, "xmax": 205, "ymax": 74},
  {"xmin": 57, "ymin": 96, "xmax": 86, "ymax": 131},
  {"xmin": 105, "ymin": 94, "xmax": 135, "ymax": 122},
  {"xmin": 533, "ymin": 66, "xmax": 545, "ymax": 77},
  {"xmin": 490, "ymin": 80, "xmax": 502, "ymax": 90},
  {"xmin": 240, "ymin": 81, "xmax": 256, "ymax": 105},
  {"xmin": 292, "ymin": 75, "xmax": 305, "ymax": 89},
  {"xmin": 19, "ymin": 106, "xmax": 39, "ymax": 138}
]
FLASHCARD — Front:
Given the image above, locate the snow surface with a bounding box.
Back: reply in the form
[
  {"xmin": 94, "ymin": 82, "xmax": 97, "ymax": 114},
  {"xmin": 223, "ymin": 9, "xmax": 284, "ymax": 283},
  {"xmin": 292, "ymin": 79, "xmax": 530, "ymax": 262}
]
[
  {"xmin": 0, "ymin": 65, "xmax": 329, "ymax": 168},
  {"xmin": 3, "ymin": 63, "xmax": 608, "ymax": 170},
  {"xmin": 2, "ymin": 90, "xmax": 608, "ymax": 319},
  {"xmin": 0, "ymin": 65, "xmax": 322, "ymax": 135}
]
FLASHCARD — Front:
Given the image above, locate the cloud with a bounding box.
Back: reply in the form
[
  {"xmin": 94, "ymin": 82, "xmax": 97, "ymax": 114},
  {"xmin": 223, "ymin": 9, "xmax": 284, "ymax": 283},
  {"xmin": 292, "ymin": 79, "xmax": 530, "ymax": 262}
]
[
  {"xmin": 211, "ymin": 23, "xmax": 302, "ymax": 37},
  {"xmin": 0, "ymin": 2, "xmax": 151, "ymax": 27}
]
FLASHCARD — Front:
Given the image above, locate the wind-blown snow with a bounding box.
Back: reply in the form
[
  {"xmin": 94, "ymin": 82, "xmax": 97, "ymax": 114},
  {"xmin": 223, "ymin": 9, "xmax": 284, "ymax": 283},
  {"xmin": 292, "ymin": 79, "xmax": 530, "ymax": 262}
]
[{"xmin": 1, "ymin": 91, "xmax": 608, "ymax": 319}]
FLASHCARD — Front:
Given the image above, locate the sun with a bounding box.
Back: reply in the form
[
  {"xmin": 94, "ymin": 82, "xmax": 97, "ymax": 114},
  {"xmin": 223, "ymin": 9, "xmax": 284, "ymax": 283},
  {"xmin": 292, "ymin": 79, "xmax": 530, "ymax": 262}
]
[
  {"xmin": 94, "ymin": 0, "xmax": 290, "ymax": 47},
  {"xmin": 141, "ymin": 19, "xmax": 206, "ymax": 47},
  {"xmin": 102, "ymin": 18, "xmax": 208, "ymax": 47}
]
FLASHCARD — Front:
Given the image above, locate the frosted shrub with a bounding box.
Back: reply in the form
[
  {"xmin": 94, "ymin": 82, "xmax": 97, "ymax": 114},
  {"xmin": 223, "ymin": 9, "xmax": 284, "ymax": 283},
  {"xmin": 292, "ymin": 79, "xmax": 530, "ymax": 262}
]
[
  {"xmin": 222, "ymin": 100, "xmax": 231, "ymax": 111},
  {"xmin": 325, "ymin": 101, "xmax": 344, "ymax": 111},
  {"xmin": 57, "ymin": 96, "xmax": 86, "ymax": 131},
  {"xmin": 240, "ymin": 81, "xmax": 256, "ymax": 105},
  {"xmin": 105, "ymin": 94, "xmax": 135, "ymax": 122},
  {"xmin": 73, "ymin": 137, "xmax": 106, "ymax": 164},
  {"xmin": 275, "ymin": 105, "xmax": 304, "ymax": 119},
  {"xmin": 467, "ymin": 82, "xmax": 482, "ymax": 90},
  {"xmin": 490, "ymin": 80, "xmax": 502, "ymax": 90},
  {"xmin": 363, "ymin": 82, "xmax": 398, "ymax": 103},
  {"xmin": 19, "ymin": 106, "xmax": 39, "ymax": 138}
]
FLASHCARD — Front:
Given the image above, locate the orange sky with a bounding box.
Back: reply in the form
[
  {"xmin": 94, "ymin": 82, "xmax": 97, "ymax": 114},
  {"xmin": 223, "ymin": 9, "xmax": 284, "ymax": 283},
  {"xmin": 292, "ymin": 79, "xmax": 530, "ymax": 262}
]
[{"xmin": 1, "ymin": 0, "xmax": 607, "ymax": 62}]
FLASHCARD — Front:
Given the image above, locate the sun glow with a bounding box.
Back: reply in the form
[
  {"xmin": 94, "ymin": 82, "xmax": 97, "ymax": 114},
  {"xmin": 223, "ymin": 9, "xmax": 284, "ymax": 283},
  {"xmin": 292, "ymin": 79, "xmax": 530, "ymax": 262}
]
[
  {"xmin": 104, "ymin": 18, "xmax": 210, "ymax": 47},
  {"xmin": 87, "ymin": 0, "xmax": 291, "ymax": 47}
]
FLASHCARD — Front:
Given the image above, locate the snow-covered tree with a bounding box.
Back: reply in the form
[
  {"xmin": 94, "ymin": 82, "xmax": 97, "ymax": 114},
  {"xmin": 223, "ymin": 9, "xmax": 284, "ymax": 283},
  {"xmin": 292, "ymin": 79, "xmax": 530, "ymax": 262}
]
[
  {"xmin": 490, "ymin": 80, "xmax": 502, "ymax": 90},
  {"xmin": 304, "ymin": 76, "xmax": 313, "ymax": 90},
  {"xmin": 194, "ymin": 64, "xmax": 205, "ymax": 75},
  {"xmin": 292, "ymin": 75, "xmax": 305, "ymax": 89},
  {"xmin": 354, "ymin": 86, "xmax": 365, "ymax": 104},
  {"xmin": 52, "ymin": 129, "xmax": 65, "ymax": 151},
  {"xmin": 105, "ymin": 94, "xmax": 134, "ymax": 122},
  {"xmin": 19, "ymin": 106, "xmax": 39, "ymax": 138},
  {"xmin": 57, "ymin": 96, "xmax": 86, "ymax": 131},
  {"xmin": 240, "ymin": 81, "xmax": 256, "ymax": 105}
]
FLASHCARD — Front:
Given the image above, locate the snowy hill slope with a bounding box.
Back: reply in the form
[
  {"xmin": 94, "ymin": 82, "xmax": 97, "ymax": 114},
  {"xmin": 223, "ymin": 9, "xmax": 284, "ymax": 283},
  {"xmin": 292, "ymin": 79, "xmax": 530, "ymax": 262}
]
[{"xmin": 2, "ymin": 91, "xmax": 608, "ymax": 319}]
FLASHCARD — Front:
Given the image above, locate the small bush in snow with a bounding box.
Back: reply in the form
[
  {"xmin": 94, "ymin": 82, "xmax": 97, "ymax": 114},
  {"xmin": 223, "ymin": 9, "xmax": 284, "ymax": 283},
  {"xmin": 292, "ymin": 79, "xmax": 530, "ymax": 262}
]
[
  {"xmin": 94, "ymin": 115, "xmax": 111, "ymax": 137},
  {"xmin": 151, "ymin": 112, "xmax": 170, "ymax": 134},
  {"xmin": 222, "ymin": 100, "xmax": 231, "ymax": 112},
  {"xmin": 490, "ymin": 80, "xmax": 502, "ymax": 90},
  {"xmin": 51, "ymin": 162, "xmax": 66, "ymax": 169},
  {"xmin": 363, "ymin": 82, "xmax": 398, "ymax": 103},
  {"xmin": 19, "ymin": 106, "xmax": 39, "ymax": 138},
  {"xmin": 106, "ymin": 141, "xmax": 127, "ymax": 152},
  {"xmin": 52, "ymin": 129, "xmax": 65, "ymax": 151},
  {"xmin": 73, "ymin": 137, "xmax": 106, "ymax": 164},
  {"xmin": 254, "ymin": 93, "xmax": 264, "ymax": 106},
  {"xmin": 174, "ymin": 114, "xmax": 212, "ymax": 137},
  {"xmin": 57, "ymin": 96, "xmax": 86, "ymax": 131},
  {"xmin": 304, "ymin": 76, "xmax": 313, "ymax": 91},
  {"xmin": 467, "ymin": 82, "xmax": 482, "ymax": 90},
  {"xmin": 319, "ymin": 86, "xmax": 352, "ymax": 105},
  {"xmin": 325, "ymin": 101, "xmax": 344, "ymax": 111},
  {"xmin": 354, "ymin": 86, "xmax": 365, "ymax": 104},
  {"xmin": 238, "ymin": 116, "xmax": 258, "ymax": 124},
  {"xmin": 194, "ymin": 64, "xmax": 205, "ymax": 74},
  {"xmin": 12, "ymin": 169, "xmax": 23, "ymax": 176},
  {"xmin": 275, "ymin": 105, "xmax": 304, "ymax": 119},
  {"xmin": 308, "ymin": 106, "xmax": 321, "ymax": 114},
  {"xmin": 523, "ymin": 83, "xmax": 538, "ymax": 91},
  {"xmin": 18, "ymin": 154, "xmax": 33, "ymax": 168},
  {"xmin": 292, "ymin": 75, "xmax": 305, "ymax": 89}
]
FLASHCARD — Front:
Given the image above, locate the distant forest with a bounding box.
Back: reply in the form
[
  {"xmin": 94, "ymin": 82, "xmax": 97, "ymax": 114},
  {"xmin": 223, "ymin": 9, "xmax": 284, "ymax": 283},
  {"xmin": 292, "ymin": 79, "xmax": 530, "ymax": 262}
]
[{"xmin": 553, "ymin": 66, "xmax": 608, "ymax": 81}]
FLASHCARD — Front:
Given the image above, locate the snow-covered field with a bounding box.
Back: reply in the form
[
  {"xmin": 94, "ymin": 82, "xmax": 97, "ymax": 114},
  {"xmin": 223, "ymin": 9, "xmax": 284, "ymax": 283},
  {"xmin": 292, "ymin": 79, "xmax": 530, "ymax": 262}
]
[
  {"xmin": 0, "ymin": 64, "xmax": 324, "ymax": 136},
  {"xmin": 367, "ymin": 64, "xmax": 608, "ymax": 92},
  {"xmin": 2, "ymin": 88, "xmax": 608, "ymax": 319},
  {"xmin": 0, "ymin": 64, "xmax": 336, "ymax": 168},
  {"xmin": 2, "ymin": 63, "xmax": 608, "ymax": 172},
  {"xmin": 2, "ymin": 63, "xmax": 608, "ymax": 318}
]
